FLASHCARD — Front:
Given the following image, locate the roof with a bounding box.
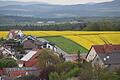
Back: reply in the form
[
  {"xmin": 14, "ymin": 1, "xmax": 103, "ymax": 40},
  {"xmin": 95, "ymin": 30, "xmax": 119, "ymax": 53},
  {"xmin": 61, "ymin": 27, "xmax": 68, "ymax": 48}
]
[
  {"xmin": 0, "ymin": 68, "xmax": 4, "ymax": 75},
  {"xmin": 24, "ymin": 59, "xmax": 38, "ymax": 67},
  {"xmin": 21, "ymin": 50, "xmax": 37, "ymax": 61},
  {"xmin": 4, "ymin": 67, "xmax": 37, "ymax": 72},
  {"xmin": 92, "ymin": 44, "xmax": 120, "ymax": 65},
  {"xmin": 98, "ymin": 52, "xmax": 120, "ymax": 65},
  {"xmin": 48, "ymin": 42, "xmax": 55, "ymax": 46},
  {"xmin": 93, "ymin": 44, "xmax": 120, "ymax": 54},
  {"xmin": 64, "ymin": 54, "xmax": 78, "ymax": 61},
  {"xmin": 9, "ymin": 70, "xmax": 27, "ymax": 78},
  {"xmin": 0, "ymin": 46, "xmax": 12, "ymax": 55},
  {"xmin": 23, "ymin": 40, "xmax": 35, "ymax": 47},
  {"xmin": 21, "ymin": 35, "xmax": 37, "ymax": 43}
]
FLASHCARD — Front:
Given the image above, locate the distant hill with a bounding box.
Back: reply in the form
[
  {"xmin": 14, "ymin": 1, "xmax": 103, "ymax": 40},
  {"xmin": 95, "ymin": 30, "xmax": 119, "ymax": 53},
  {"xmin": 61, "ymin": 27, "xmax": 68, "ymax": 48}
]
[{"xmin": 0, "ymin": 0, "xmax": 120, "ymax": 18}]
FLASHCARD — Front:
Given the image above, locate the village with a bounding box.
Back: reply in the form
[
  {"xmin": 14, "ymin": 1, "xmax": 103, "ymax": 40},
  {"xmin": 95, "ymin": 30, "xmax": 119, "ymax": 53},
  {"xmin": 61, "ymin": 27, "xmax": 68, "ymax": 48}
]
[{"xmin": 0, "ymin": 29, "xmax": 120, "ymax": 80}]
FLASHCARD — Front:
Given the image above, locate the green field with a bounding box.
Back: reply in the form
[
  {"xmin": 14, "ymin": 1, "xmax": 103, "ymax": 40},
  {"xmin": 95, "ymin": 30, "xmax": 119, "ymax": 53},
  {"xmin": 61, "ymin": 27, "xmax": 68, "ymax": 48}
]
[{"xmin": 44, "ymin": 36, "xmax": 88, "ymax": 54}]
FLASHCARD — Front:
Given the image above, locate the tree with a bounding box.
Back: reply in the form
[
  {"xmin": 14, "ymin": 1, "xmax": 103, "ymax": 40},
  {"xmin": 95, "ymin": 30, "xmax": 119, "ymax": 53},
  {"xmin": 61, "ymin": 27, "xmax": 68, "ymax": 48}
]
[
  {"xmin": 0, "ymin": 58, "xmax": 17, "ymax": 68},
  {"xmin": 0, "ymin": 37, "xmax": 5, "ymax": 45},
  {"xmin": 49, "ymin": 72, "xmax": 61, "ymax": 80},
  {"xmin": 77, "ymin": 50, "xmax": 81, "ymax": 61},
  {"xmin": 79, "ymin": 62, "xmax": 93, "ymax": 80},
  {"xmin": 38, "ymin": 49, "xmax": 61, "ymax": 68},
  {"xmin": 114, "ymin": 68, "xmax": 120, "ymax": 80},
  {"xmin": 39, "ymin": 65, "xmax": 56, "ymax": 80},
  {"xmin": 54, "ymin": 62, "xmax": 80, "ymax": 80},
  {"xmin": 78, "ymin": 62, "xmax": 118, "ymax": 80}
]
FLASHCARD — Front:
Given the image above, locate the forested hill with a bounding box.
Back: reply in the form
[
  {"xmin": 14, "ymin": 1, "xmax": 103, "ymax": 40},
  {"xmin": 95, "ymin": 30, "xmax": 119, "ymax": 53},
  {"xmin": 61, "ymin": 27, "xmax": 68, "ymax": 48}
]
[{"xmin": 0, "ymin": 0, "xmax": 120, "ymax": 17}]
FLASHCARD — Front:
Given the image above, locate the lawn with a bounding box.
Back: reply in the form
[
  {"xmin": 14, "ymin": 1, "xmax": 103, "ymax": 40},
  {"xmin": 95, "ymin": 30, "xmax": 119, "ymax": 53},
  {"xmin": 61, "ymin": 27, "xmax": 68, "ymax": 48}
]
[{"xmin": 44, "ymin": 36, "xmax": 88, "ymax": 54}]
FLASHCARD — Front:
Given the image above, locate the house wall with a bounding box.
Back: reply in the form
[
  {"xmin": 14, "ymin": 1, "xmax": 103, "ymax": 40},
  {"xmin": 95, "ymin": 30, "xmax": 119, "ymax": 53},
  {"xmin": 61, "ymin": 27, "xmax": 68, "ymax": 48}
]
[
  {"xmin": 92, "ymin": 55, "xmax": 105, "ymax": 67},
  {"xmin": 46, "ymin": 44, "xmax": 57, "ymax": 52},
  {"xmin": 86, "ymin": 47, "xmax": 97, "ymax": 62},
  {"xmin": 54, "ymin": 47, "xmax": 57, "ymax": 52},
  {"xmin": 46, "ymin": 44, "xmax": 54, "ymax": 50},
  {"xmin": 8, "ymin": 33, "xmax": 13, "ymax": 39},
  {"xmin": 17, "ymin": 30, "xmax": 24, "ymax": 38},
  {"xmin": 0, "ymin": 47, "xmax": 12, "ymax": 55}
]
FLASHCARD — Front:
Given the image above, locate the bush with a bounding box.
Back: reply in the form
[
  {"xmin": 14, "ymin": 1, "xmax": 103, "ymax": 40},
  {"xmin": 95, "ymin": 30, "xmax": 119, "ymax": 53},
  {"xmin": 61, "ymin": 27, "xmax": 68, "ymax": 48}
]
[{"xmin": 0, "ymin": 58, "xmax": 17, "ymax": 68}]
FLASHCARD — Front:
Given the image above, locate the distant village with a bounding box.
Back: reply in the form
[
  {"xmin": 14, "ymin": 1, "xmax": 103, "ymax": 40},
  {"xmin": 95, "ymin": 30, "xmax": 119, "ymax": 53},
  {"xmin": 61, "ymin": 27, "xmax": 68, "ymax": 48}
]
[{"xmin": 0, "ymin": 29, "xmax": 120, "ymax": 80}]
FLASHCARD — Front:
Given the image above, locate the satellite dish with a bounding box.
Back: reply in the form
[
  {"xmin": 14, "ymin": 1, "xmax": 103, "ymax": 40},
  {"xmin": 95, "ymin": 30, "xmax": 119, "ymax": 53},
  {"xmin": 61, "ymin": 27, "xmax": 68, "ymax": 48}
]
[
  {"xmin": 104, "ymin": 58, "xmax": 107, "ymax": 61},
  {"xmin": 107, "ymin": 56, "xmax": 110, "ymax": 59}
]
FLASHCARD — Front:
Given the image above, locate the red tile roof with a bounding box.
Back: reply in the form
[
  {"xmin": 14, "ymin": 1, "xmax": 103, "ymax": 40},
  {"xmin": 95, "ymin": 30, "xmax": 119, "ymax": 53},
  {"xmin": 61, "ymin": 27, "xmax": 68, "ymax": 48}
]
[
  {"xmin": 93, "ymin": 44, "xmax": 120, "ymax": 54},
  {"xmin": 24, "ymin": 59, "xmax": 38, "ymax": 67},
  {"xmin": 0, "ymin": 68, "xmax": 4, "ymax": 75},
  {"xmin": 9, "ymin": 70, "xmax": 27, "ymax": 78}
]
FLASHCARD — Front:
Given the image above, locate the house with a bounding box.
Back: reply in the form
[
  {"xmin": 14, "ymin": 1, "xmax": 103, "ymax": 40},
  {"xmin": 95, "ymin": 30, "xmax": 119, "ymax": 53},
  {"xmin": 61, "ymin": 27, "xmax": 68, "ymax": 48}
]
[
  {"xmin": 46, "ymin": 42, "xmax": 57, "ymax": 52},
  {"xmin": 21, "ymin": 35, "xmax": 45, "ymax": 50},
  {"xmin": 18, "ymin": 50, "xmax": 42, "ymax": 67},
  {"xmin": 21, "ymin": 50, "xmax": 38, "ymax": 61},
  {"xmin": 21, "ymin": 35, "xmax": 37, "ymax": 43},
  {"xmin": 86, "ymin": 44, "xmax": 120, "ymax": 69},
  {"xmin": 0, "ymin": 46, "xmax": 18, "ymax": 60},
  {"xmin": 0, "ymin": 46, "xmax": 14, "ymax": 56},
  {"xmin": 3, "ymin": 39, "xmax": 20, "ymax": 51},
  {"xmin": 8, "ymin": 29, "xmax": 24, "ymax": 40},
  {"xmin": 3, "ymin": 67, "xmax": 39, "ymax": 79}
]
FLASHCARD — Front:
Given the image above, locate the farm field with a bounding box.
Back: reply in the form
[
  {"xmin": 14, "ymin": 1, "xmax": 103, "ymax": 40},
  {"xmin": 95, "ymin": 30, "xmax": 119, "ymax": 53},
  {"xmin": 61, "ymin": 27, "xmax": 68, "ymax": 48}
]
[
  {"xmin": 0, "ymin": 31, "xmax": 120, "ymax": 50},
  {"xmin": 44, "ymin": 36, "xmax": 88, "ymax": 54}
]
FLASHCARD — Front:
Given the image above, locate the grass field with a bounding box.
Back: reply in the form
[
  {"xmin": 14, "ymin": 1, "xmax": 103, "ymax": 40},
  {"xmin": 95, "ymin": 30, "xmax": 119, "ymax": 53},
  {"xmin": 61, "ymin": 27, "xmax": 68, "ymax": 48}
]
[
  {"xmin": 44, "ymin": 36, "xmax": 88, "ymax": 54},
  {"xmin": 0, "ymin": 31, "xmax": 120, "ymax": 50}
]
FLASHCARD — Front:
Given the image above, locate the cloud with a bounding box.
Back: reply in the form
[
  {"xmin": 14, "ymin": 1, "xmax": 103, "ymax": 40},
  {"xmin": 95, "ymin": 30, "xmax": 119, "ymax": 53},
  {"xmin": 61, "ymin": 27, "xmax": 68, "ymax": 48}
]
[{"xmin": 3, "ymin": 0, "xmax": 114, "ymax": 5}]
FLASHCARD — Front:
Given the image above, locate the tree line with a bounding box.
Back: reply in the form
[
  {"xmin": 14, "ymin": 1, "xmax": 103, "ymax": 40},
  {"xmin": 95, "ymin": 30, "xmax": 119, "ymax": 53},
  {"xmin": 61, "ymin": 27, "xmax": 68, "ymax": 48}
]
[
  {"xmin": 0, "ymin": 23, "xmax": 86, "ymax": 31},
  {"xmin": 83, "ymin": 20, "xmax": 120, "ymax": 31}
]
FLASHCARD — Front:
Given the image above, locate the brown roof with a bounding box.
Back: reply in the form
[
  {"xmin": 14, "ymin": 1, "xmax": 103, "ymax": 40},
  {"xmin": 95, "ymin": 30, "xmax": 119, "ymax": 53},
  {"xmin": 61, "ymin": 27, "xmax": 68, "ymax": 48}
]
[
  {"xmin": 93, "ymin": 44, "xmax": 120, "ymax": 54},
  {"xmin": 91, "ymin": 44, "xmax": 120, "ymax": 65}
]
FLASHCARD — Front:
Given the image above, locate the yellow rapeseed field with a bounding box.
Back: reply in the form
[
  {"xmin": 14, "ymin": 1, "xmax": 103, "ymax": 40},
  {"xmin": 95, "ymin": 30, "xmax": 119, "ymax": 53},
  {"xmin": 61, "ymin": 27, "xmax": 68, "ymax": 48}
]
[
  {"xmin": 0, "ymin": 31, "xmax": 8, "ymax": 38},
  {"xmin": 0, "ymin": 31, "xmax": 120, "ymax": 49}
]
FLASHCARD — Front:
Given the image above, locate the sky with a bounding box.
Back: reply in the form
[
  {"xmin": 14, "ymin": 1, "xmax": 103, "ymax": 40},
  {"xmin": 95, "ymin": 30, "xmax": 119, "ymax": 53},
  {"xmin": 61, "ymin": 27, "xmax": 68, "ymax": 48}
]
[{"xmin": 3, "ymin": 0, "xmax": 114, "ymax": 5}]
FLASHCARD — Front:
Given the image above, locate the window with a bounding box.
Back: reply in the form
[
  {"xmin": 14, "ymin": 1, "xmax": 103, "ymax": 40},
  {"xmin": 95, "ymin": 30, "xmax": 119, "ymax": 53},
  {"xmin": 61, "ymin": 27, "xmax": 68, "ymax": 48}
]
[{"xmin": 48, "ymin": 46, "xmax": 50, "ymax": 48}]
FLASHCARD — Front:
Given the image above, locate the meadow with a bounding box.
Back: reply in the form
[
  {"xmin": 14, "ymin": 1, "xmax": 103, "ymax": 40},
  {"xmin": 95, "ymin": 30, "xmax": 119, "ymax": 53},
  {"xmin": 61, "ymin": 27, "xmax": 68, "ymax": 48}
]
[
  {"xmin": 0, "ymin": 31, "xmax": 120, "ymax": 50},
  {"xmin": 44, "ymin": 36, "xmax": 88, "ymax": 54}
]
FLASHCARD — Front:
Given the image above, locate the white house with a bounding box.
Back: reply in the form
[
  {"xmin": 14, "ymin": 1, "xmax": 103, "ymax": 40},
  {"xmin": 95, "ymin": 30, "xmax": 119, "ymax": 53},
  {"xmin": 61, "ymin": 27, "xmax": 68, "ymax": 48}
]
[
  {"xmin": 46, "ymin": 42, "xmax": 57, "ymax": 52},
  {"xmin": 8, "ymin": 29, "xmax": 24, "ymax": 40},
  {"xmin": 0, "ymin": 46, "xmax": 14, "ymax": 56}
]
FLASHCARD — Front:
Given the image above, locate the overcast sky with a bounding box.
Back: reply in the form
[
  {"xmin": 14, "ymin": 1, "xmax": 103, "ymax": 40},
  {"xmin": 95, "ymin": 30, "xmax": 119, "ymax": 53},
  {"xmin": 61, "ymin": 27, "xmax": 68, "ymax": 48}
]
[{"xmin": 3, "ymin": 0, "xmax": 114, "ymax": 5}]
